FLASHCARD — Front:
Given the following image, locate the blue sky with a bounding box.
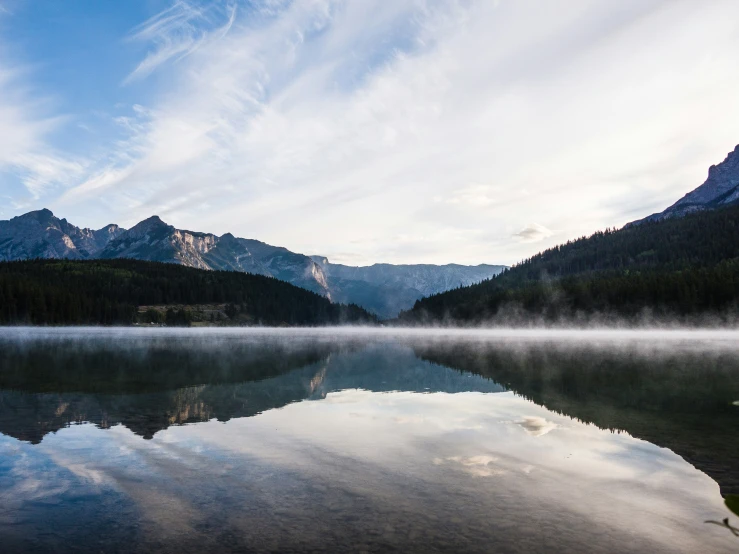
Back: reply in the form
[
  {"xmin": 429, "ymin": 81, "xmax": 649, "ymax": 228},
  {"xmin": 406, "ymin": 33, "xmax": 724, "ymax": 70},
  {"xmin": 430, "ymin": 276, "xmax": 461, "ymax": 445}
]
[{"xmin": 2, "ymin": 0, "xmax": 739, "ymax": 265}]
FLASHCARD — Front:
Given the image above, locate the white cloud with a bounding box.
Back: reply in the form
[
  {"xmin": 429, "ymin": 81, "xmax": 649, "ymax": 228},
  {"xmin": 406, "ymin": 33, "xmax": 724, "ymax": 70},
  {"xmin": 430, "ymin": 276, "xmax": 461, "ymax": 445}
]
[
  {"xmin": 513, "ymin": 223, "xmax": 555, "ymax": 243},
  {"xmin": 123, "ymin": 1, "xmax": 237, "ymax": 84},
  {"xmin": 0, "ymin": 53, "xmax": 85, "ymax": 200},
  {"xmin": 9, "ymin": 0, "xmax": 739, "ymax": 265}
]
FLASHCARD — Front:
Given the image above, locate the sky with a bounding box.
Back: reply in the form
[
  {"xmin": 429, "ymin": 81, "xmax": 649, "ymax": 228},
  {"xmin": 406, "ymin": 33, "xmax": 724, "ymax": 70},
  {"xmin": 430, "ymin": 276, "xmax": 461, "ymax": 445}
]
[{"xmin": 1, "ymin": 0, "xmax": 739, "ymax": 266}]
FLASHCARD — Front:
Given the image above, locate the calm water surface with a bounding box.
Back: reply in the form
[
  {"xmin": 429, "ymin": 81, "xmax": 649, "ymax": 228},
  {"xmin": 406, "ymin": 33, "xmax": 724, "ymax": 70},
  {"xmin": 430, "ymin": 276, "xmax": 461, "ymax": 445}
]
[{"xmin": 1, "ymin": 328, "xmax": 738, "ymax": 553}]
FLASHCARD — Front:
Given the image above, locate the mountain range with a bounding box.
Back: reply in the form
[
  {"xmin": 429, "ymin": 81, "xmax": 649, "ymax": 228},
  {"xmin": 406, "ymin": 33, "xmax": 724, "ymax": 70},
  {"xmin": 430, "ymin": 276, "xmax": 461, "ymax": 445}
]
[{"xmin": 0, "ymin": 208, "xmax": 504, "ymax": 318}]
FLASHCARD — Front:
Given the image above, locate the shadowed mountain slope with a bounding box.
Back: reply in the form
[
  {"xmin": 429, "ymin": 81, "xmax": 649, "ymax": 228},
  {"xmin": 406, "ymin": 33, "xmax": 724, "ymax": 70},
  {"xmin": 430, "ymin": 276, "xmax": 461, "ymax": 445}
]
[{"xmin": 632, "ymin": 144, "xmax": 739, "ymax": 224}]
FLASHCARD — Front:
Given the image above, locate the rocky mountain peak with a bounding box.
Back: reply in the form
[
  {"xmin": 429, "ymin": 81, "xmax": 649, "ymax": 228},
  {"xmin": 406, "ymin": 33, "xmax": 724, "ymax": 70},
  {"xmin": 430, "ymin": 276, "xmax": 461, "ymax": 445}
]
[
  {"xmin": 705, "ymin": 144, "xmax": 739, "ymax": 179},
  {"xmin": 630, "ymin": 143, "xmax": 739, "ymax": 225},
  {"xmin": 125, "ymin": 215, "xmax": 171, "ymax": 238},
  {"xmin": 135, "ymin": 215, "xmax": 167, "ymax": 228},
  {"xmin": 98, "ymin": 223, "xmax": 120, "ymax": 233},
  {"xmin": 668, "ymin": 144, "xmax": 739, "ymax": 211},
  {"xmin": 91, "ymin": 224, "xmax": 125, "ymax": 250},
  {"xmin": 16, "ymin": 208, "xmax": 55, "ymax": 224},
  {"xmin": 218, "ymin": 232, "xmax": 238, "ymax": 246},
  {"xmin": 0, "ymin": 208, "xmax": 123, "ymax": 261}
]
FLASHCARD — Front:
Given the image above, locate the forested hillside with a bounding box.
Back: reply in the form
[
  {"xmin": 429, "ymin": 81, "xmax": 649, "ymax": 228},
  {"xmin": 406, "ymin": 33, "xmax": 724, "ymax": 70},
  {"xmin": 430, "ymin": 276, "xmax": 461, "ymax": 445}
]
[
  {"xmin": 399, "ymin": 205, "xmax": 739, "ymax": 324},
  {"xmin": 0, "ymin": 259, "xmax": 376, "ymax": 326},
  {"xmin": 1, "ymin": 209, "xmax": 506, "ymax": 318}
]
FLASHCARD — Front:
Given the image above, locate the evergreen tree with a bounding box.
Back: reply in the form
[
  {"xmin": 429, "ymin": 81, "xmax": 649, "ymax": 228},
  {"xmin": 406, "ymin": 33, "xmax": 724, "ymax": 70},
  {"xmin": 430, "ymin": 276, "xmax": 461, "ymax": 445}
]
[
  {"xmin": 0, "ymin": 259, "xmax": 377, "ymax": 326},
  {"xmin": 400, "ymin": 204, "xmax": 739, "ymax": 325}
]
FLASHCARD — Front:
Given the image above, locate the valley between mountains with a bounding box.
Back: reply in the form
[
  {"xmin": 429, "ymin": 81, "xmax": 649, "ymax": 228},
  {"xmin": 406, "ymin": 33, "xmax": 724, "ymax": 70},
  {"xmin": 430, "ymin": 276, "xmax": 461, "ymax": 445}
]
[{"xmin": 0, "ymin": 209, "xmax": 504, "ymax": 319}]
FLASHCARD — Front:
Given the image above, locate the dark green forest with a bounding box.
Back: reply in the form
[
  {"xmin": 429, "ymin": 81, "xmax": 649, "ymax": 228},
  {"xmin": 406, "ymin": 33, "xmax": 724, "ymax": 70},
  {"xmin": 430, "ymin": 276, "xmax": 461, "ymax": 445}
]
[
  {"xmin": 399, "ymin": 205, "xmax": 739, "ymax": 324},
  {"xmin": 0, "ymin": 259, "xmax": 376, "ymax": 326}
]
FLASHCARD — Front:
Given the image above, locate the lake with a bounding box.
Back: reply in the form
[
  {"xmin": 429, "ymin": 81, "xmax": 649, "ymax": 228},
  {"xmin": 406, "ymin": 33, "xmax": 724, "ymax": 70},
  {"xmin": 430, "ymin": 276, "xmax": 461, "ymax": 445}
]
[{"xmin": 1, "ymin": 328, "xmax": 738, "ymax": 553}]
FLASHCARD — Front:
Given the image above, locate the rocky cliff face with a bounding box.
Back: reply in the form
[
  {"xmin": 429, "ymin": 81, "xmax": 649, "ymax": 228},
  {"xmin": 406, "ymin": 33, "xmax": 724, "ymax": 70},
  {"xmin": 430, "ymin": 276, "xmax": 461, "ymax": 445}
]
[
  {"xmin": 0, "ymin": 210, "xmax": 505, "ymax": 317},
  {"xmin": 633, "ymin": 144, "xmax": 739, "ymax": 224},
  {"xmin": 0, "ymin": 209, "xmax": 124, "ymax": 261},
  {"xmin": 100, "ymin": 216, "xmax": 219, "ymax": 270},
  {"xmin": 99, "ymin": 216, "xmax": 331, "ymax": 296}
]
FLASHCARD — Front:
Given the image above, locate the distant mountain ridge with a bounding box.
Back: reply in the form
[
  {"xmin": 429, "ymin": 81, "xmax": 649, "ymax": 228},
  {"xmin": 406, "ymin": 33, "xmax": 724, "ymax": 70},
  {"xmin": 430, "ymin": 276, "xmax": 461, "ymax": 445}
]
[
  {"xmin": 0, "ymin": 209, "xmax": 505, "ymax": 318},
  {"xmin": 310, "ymin": 256, "xmax": 504, "ymax": 318},
  {"xmin": 631, "ymin": 144, "xmax": 739, "ymax": 224},
  {"xmin": 310, "ymin": 257, "xmax": 502, "ymax": 297}
]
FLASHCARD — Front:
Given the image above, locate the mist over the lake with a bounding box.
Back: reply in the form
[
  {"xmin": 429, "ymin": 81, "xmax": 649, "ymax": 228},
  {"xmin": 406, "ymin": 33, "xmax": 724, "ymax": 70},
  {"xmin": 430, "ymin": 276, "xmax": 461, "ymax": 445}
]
[{"xmin": 2, "ymin": 328, "xmax": 739, "ymax": 552}]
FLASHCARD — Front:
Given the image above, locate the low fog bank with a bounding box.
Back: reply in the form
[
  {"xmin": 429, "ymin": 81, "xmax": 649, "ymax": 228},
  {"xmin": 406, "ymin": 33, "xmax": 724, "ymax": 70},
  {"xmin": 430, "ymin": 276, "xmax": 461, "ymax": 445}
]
[
  {"xmin": 395, "ymin": 301, "xmax": 739, "ymax": 329},
  {"xmin": 3, "ymin": 325, "xmax": 739, "ymax": 344}
]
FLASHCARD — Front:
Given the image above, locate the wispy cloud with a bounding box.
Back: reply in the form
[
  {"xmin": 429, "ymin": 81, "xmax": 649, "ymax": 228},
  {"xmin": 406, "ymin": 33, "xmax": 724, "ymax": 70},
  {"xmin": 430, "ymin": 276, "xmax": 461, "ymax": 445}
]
[
  {"xmin": 123, "ymin": 1, "xmax": 236, "ymax": 84},
  {"xmin": 0, "ymin": 54, "xmax": 85, "ymax": 200},
  {"xmin": 7, "ymin": 0, "xmax": 739, "ymax": 265}
]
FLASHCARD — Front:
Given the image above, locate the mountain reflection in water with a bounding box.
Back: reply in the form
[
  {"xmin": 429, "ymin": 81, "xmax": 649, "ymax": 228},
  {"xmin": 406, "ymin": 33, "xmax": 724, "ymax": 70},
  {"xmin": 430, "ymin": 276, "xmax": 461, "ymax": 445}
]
[{"xmin": 0, "ymin": 328, "xmax": 737, "ymax": 553}]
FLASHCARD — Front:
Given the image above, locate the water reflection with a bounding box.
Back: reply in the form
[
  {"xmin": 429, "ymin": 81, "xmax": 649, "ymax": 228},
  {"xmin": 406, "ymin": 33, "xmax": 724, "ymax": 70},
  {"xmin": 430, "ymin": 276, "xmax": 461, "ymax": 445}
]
[
  {"xmin": 0, "ymin": 331, "xmax": 502, "ymax": 442},
  {"xmin": 411, "ymin": 337, "xmax": 739, "ymax": 497},
  {"xmin": 0, "ymin": 328, "xmax": 738, "ymax": 553}
]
